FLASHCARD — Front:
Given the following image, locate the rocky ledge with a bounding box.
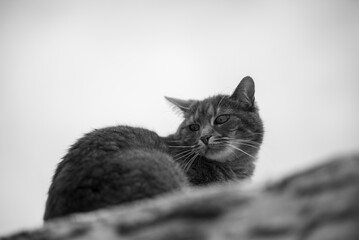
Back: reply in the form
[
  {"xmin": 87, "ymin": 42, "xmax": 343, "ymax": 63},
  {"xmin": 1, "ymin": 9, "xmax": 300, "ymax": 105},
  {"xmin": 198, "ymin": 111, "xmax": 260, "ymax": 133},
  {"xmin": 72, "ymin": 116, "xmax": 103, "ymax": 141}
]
[{"xmin": 2, "ymin": 153, "xmax": 359, "ymax": 240}]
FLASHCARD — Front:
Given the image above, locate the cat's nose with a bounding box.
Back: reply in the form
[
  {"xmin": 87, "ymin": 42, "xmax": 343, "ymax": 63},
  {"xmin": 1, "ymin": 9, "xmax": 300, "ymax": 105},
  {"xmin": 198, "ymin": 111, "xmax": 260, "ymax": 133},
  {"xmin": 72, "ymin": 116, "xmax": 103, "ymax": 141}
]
[{"xmin": 200, "ymin": 135, "xmax": 212, "ymax": 145}]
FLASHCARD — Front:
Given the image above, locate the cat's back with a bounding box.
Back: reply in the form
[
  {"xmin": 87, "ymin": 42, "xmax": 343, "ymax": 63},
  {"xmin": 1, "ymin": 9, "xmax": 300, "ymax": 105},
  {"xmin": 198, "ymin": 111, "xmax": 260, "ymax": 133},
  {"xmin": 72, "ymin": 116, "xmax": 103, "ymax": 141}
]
[
  {"xmin": 44, "ymin": 126, "xmax": 187, "ymax": 221},
  {"xmin": 65, "ymin": 126, "xmax": 167, "ymax": 160}
]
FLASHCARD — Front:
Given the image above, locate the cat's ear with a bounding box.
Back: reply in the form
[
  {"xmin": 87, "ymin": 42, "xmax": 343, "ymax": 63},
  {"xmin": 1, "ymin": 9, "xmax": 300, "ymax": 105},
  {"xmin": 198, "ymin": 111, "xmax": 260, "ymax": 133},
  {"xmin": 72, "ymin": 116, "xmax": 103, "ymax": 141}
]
[
  {"xmin": 230, "ymin": 76, "xmax": 255, "ymax": 109},
  {"xmin": 165, "ymin": 96, "xmax": 193, "ymax": 113}
]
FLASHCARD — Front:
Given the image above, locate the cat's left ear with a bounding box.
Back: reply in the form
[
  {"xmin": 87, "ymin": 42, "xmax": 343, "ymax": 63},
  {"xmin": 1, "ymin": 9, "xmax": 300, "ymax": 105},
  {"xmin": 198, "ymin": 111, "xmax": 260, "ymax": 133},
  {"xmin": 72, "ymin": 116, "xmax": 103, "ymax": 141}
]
[
  {"xmin": 165, "ymin": 96, "xmax": 194, "ymax": 113},
  {"xmin": 230, "ymin": 76, "xmax": 255, "ymax": 109}
]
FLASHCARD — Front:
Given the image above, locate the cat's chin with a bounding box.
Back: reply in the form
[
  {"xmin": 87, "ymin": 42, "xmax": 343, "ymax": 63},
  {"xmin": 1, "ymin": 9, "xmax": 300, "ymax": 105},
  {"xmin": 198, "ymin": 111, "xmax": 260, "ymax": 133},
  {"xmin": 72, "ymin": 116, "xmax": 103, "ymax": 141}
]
[{"xmin": 204, "ymin": 147, "xmax": 233, "ymax": 163}]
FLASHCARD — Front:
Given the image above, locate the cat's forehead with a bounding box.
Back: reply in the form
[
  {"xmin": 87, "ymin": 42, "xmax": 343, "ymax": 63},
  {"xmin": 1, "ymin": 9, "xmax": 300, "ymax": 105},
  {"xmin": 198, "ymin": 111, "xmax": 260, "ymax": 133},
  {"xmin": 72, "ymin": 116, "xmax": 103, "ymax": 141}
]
[{"xmin": 186, "ymin": 95, "xmax": 231, "ymax": 121}]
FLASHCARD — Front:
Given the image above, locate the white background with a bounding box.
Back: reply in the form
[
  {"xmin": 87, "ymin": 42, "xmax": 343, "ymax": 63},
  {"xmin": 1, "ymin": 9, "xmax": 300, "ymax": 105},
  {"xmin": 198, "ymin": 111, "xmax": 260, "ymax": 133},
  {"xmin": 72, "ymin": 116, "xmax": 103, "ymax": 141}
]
[{"xmin": 1, "ymin": 0, "xmax": 359, "ymax": 235}]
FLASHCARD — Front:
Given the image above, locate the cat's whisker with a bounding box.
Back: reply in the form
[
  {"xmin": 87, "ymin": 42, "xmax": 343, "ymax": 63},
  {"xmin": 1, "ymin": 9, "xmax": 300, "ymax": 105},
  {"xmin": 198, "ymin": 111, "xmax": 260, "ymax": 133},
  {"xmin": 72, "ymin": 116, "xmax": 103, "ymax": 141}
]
[
  {"xmin": 183, "ymin": 147, "xmax": 200, "ymax": 168},
  {"xmin": 214, "ymin": 136, "xmax": 230, "ymax": 140},
  {"xmin": 227, "ymin": 144, "xmax": 256, "ymax": 159},
  {"xmin": 217, "ymin": 136, "xmax": 260, "ymax": 140},
  {"xmin": 175, "ymin": 153, "xmax": 193, "ymax": 162},
  {"xmin": 238, "ymin": 143, "xmax": 259, "ymax": 149},
  {"xmin": 210, "ymin": 141, "xmax": 258, "ymax": 152},
  {"xmin": 210, "ymin": 142, "xmax": 228, "ymax": 148},
  {"xmin": 182, "ymin": 152, "xmax": 197, "ymax": 171},
  {"xmin": 186, "ymin": 155, "xmax": 198, "ymax": 173},
  {"xmin": 168, "ymin": 145, "xmax": 197, "ymax": 148},
  {"xmin": 228, "ymin": 147, "xmax": 240, "ymax": 159},
  {"xmin": 174, "ymin": 148, "xmax": 197, "ymax": 158},
  {"xmin": 222, "ymin": 141, "xmax": 259, "ymax": 149},
  {"xmin": 184, "ymin": 153, "xmax": 199, "ymax": 173},
  {"xmin": 237, "ymin": 139, "xmax": 261, "ymax": 144},
  {"xmin": 183, "ymin": 156, "xmax": 192, "ymax": 172},
  {"xmin": 176, "ymin": 146, "xmax": 200, "ymax": 165},
  {"xmin": 212, "ymin": 137, "xmax": 229, "ymax": 142},
  {"xmin": 220, "ymin": 137, "xmax": 261, "ymax": 146},
  {"xmin": 178, "ymin": 152, "xmax": 193, "ymax": 168},
  {"xmin": 213, "ymin": 137, "xmax": 260, "ymax": 148},
  {"xmin": 175, "ymin": 150, "xmax": 196, "ymax": 161}
]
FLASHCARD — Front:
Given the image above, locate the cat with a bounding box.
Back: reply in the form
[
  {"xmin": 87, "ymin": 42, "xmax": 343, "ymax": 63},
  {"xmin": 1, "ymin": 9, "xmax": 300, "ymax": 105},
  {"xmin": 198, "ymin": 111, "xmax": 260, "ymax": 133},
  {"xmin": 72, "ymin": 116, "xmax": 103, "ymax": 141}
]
[
  {"xmin": 164, "ymin": 76, "xmax": 264, "ymax": 185},
  {"xmin": 43, "ymin": 76, "xmax": 263, "ymax": 221}
]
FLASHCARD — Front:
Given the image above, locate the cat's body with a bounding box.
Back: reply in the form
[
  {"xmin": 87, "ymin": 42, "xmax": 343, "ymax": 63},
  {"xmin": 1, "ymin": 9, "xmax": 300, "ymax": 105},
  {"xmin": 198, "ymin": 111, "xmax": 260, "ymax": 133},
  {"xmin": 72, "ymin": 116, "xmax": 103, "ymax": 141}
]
[
  {"xmin": 44, "ymin": 76, "xmax": 263, "ymax": 221},
  {"xmin": 44, "ymin": 126, "xmax": 187, "ymax": 221}
]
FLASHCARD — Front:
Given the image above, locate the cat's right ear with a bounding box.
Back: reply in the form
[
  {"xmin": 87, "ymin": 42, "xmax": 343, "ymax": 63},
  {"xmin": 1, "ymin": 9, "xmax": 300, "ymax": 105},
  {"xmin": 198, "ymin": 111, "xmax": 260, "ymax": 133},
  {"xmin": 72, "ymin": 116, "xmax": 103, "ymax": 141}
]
[
  {"xmin": 165, "ymin": 96, "xmax": 193, "ymax": 114},
  {"xmin": 230, "ymin": 76, "xmax": 255, "ymax": 110}
]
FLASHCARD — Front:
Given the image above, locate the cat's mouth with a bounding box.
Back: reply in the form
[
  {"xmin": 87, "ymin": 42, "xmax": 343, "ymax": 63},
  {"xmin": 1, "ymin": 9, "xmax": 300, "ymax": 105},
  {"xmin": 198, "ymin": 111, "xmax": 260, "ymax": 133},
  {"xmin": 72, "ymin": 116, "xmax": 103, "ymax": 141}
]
[{"xmin": 200, "ymin": 144, "xmax": 232, "ymax": 162}]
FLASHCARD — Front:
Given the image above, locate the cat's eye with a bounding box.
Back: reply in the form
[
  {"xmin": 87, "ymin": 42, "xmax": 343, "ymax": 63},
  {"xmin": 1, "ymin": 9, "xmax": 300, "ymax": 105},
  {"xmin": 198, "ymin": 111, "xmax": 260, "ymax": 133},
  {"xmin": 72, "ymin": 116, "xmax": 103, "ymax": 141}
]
[
  {"xmin": 214, "ymin": 114, "xmax": 230, "ymax": 124},
  {"xmin": 188, "ymin": 124, "xmax": 200, "ymax": 131}
]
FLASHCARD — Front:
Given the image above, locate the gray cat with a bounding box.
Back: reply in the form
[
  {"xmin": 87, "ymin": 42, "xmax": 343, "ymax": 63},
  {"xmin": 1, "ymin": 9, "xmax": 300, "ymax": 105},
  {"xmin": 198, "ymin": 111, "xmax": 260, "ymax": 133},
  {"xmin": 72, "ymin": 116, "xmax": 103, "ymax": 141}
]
[{"xmin": 44, "ymin": 76, "xmax": 263, "ymax": 221}]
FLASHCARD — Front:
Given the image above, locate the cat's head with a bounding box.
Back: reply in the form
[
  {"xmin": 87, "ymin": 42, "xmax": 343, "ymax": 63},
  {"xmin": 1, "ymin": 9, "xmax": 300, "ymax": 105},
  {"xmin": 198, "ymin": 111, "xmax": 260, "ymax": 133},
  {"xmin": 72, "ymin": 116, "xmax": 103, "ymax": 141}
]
[{"xmin": 166, "ymin": 76, "xmax": 263, "ymax": 163}]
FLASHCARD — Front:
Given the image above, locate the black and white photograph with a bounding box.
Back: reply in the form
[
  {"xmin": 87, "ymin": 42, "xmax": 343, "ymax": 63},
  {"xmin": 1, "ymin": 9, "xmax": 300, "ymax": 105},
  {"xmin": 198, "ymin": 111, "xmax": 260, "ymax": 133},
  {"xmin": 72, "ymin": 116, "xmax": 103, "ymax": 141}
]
[{"xmin": 1, "ymin": 1, "xmax": 359, "ymax": 239}]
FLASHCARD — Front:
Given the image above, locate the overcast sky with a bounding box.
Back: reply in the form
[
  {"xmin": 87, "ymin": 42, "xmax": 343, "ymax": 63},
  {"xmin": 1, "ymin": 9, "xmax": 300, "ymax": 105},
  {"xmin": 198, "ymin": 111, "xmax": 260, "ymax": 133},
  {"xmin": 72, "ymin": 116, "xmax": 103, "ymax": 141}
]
[{"xmin": 1, "ymin": 0, "xmax": 359, "ymax": 236}]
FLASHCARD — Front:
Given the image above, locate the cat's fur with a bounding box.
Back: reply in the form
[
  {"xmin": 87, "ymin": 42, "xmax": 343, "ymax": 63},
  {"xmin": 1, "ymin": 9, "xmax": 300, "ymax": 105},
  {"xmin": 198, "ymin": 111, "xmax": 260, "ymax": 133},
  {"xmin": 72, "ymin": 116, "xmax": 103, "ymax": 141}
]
[
  {"xmin": 44, "ymin": 127, "xmax": 188, "ymax": 221},
  {"xmin": 44, "ymin": 76, "xmax": 263, "ymax": 221},
  {"xmin": 164, "ymin": 76, "xmax": 263, "ymax": 185}
]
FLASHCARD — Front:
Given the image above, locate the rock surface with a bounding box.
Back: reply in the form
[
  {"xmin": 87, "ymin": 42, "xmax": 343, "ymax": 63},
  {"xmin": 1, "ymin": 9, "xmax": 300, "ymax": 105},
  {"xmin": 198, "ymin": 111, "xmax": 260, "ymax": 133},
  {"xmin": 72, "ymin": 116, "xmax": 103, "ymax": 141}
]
[{"xmin": 2, "ymin": 153, "xmax": 359, "ymax": 240}]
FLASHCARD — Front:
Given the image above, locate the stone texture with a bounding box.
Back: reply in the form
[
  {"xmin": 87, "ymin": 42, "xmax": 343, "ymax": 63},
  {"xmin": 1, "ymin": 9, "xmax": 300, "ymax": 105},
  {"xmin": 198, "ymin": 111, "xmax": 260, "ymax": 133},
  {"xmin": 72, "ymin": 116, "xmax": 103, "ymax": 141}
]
[{"xmin": 2, "ymin": 153, "xmax": 359, "ymax": 240}]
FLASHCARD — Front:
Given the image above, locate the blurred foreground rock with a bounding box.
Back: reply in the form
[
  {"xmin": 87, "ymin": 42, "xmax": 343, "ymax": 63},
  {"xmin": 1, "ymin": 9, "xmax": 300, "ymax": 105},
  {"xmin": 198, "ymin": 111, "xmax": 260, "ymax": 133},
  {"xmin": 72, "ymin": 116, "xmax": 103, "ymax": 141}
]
[{"xmin": 2, "ymin": 153, "xmax": 359, "ymax": 240}]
